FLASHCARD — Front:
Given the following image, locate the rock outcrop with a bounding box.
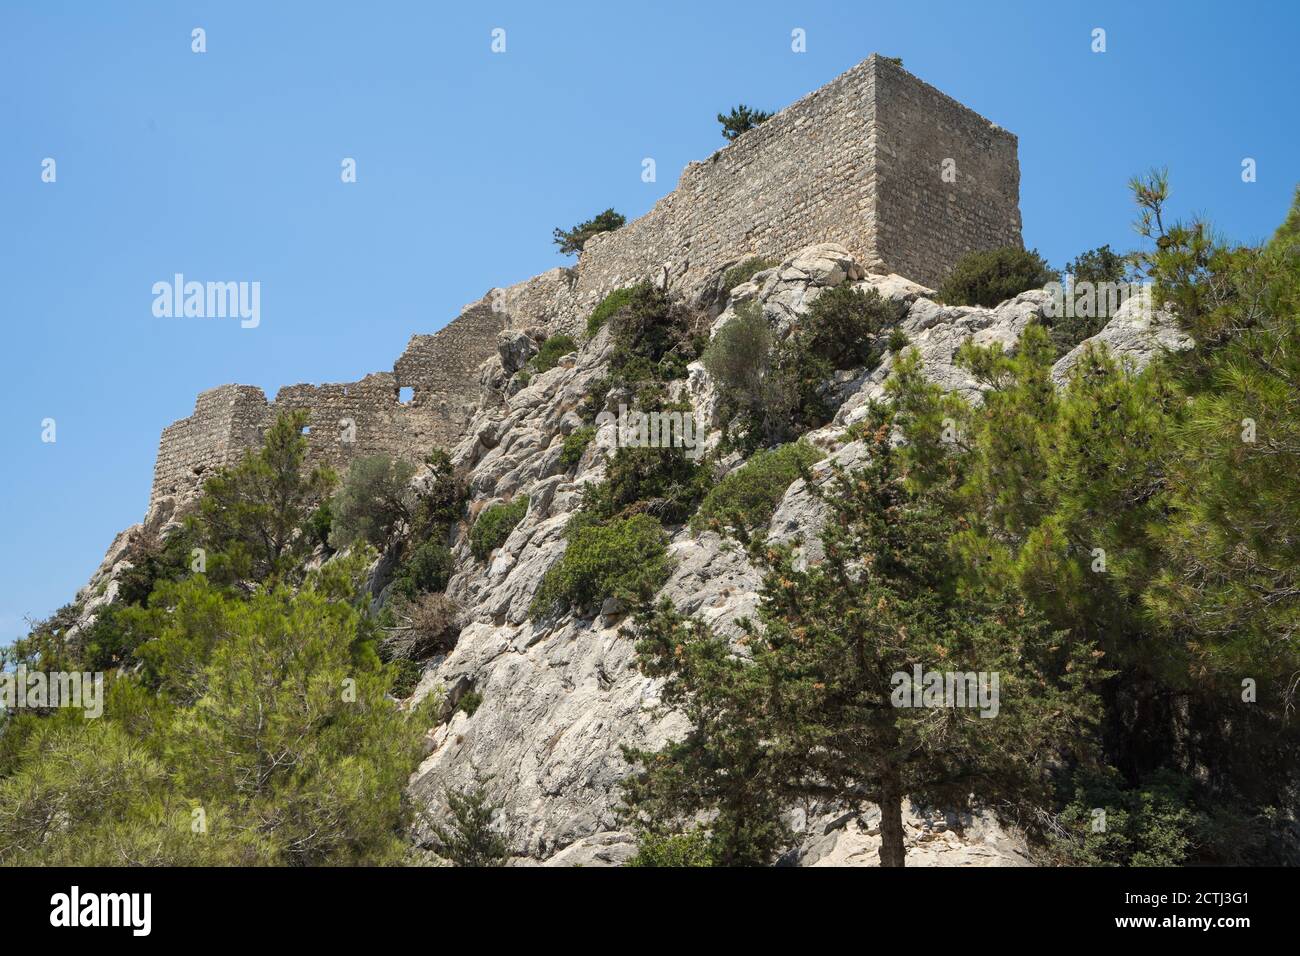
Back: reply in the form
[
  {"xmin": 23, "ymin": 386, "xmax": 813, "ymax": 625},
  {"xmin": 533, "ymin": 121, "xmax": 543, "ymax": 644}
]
[
  {"xmin": 1051, "ymin": 291, "xmax": 1194, "ymax": 385},
  {"xmin": 71, "ymin": 240, "xmax": 1190, "ymax": 864},
  {"xmin": 53, "ymin": 169, "xmax": 1203, "ymax": 869},
  {"xmin": 397, "ymin": 242, "xmax": 1189, "ymax": 865},
  {"xmin": 59, "ymin": 47, "xmax": 1202, "ymax": 866}
]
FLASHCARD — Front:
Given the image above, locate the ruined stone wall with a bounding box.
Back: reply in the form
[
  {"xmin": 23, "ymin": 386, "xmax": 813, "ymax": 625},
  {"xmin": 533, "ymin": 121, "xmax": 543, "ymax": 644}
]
[
  {"xmin": 150, "ymin": 385, "xmax": 266, "ymax": 502},
  {"xmin": 148, "ymin": 302, "xmax": 505, "ymax": 508},
  {"xmin": 395, "ymin": 302, "xmax": 508, "ymax": 430},
  {"xmin": 147, "ymin": 54, "xmax": 1022, "ymax": 511},
  {"xmin": 548, "ymin": 57, "xmax": 882, "ymax": 334}
]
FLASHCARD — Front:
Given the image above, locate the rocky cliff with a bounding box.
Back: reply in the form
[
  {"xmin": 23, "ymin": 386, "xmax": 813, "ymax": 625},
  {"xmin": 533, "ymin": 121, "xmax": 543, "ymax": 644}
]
[
  {"xmin": 72, "ymin": 238, "xmax": 1188, "ymax": 866},
  {"xmin": 393, "ymin": 243, "xmax": 1187, "ymax": 865}
]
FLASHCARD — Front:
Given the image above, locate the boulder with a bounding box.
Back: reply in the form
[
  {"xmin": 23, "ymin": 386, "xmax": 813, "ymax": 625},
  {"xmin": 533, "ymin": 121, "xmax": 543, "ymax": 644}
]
[{"xmin": 497, "ymin": 329, "xmax": 538, "ymax": 375}]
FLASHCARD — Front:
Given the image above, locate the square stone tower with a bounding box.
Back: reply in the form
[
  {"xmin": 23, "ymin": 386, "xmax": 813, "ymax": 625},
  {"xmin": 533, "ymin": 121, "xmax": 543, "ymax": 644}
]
[
  {"xmin": 569, "ymin": 53, "xmax": 1023, "ymax": 304},
  {"xmin": 864, "ymin": 55, "xmax": 1022, "ymax": 287}
]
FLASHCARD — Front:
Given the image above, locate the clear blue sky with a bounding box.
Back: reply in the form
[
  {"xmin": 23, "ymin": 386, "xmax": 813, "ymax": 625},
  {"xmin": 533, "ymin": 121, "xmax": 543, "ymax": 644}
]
[{"xmin": 2, "ymin": 0, "xmax": 1297, "ymax": 638}]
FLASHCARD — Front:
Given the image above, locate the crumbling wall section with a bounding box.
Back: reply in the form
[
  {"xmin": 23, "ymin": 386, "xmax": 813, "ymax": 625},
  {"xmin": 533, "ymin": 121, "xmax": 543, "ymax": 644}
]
[
  {"xmin": 148, "ymin": 300, "xmax": 507, "ymax": 508},
  {"xmin": 150, "ymin": 385, "xmax": 267, "ymax": 503}
]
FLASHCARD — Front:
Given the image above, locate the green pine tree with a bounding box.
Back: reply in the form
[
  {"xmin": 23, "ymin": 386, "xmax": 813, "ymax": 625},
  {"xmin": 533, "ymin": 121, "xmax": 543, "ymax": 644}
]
[
  {"xmin": 196, "ymin": 409, "xmax": 336, "ymax": 583},
  {"xmin": 430, "ymin": 785, "xmax": 510, "ymax": 866},
  {"xmin": 624, "ymin": 407, "xmax": 1106, "ymax": 866}
]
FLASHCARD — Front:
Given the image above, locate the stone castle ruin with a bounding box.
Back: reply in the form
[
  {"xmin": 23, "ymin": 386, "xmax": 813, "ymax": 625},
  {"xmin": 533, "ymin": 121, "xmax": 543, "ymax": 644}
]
[{"xmin": 148, "ymin": 54, "xmax": 1021, "ymax": 510}]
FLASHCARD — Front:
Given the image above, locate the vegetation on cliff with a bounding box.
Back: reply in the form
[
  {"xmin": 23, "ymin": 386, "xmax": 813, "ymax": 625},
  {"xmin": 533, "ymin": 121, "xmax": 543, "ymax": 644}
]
[
  {"xmin": 619, "ymin": 181, "xmax": 1300, "ymax": 866},
  {"xmin": 938, "ymin": 245, "xmax": 1057, "ymax": 308},
  {"xmin": 5, "ymin": 175, "xmax": 1299, "ymax": 870},
  {"xmin": 623, "ymin": 409, "xmax": 1107, "ymax": 867},
  {"xmin": 0, "ymin": 421, "xmax": 436, "ymax": 865}
]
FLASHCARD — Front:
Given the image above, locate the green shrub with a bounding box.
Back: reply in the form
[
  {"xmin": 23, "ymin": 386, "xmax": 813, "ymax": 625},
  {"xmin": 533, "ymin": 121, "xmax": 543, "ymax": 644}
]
[
  {"xmin": 561, "ymin": 426, "xmax": 597, "ymax": 468},
  {"xmin": 702, "ymin": 302, "xmax": 771, "ymax": 405},
  {"xmin": 530, "ymin": 514, "xmax": 671, "ymax": 618},
  {"xmin": 329, "ymin": 456, "xmax": 417, "ymax": 550},
  {"xmin": 583, "ymin": 285, "xmax": 706, "ymax": 416},
  {"xmin": 469, "ymin": 496, "xmax": 529, "ymax": 561},
  {"xmin": 389, "ymin": 658, "xmax": 424, "ymax": 699},
  {"xmin": 306, "ymin": 500, "xmax": 333, "ymax": 549},
  {"xmin": 78, "ymin": 603, "xmax": 146, "ymax": 671},
  {"xmin": 456, "ymin": 690, "xmax": 483, "ymax": 717},
  {"xmin": 1047, "ymin": 770, "xmax": 1207, "ymax": 867},
  {"xmin": 801, "ymin": 284, "xmax": 902, "ymax": 370},
  {"xmin": 691, "ymin": 441, "xmax": 824, "ymax": 537},
  {"xmin": 887, "ymin": 327, "xmax": 911, "ymax": 354},
  {"xmin": 553, "ymin": 208, "xmax": 625, "ymax": 257},
  {"xmin": 431, "ymin": 785, "xmax": 508, "ymax": 866},
  {"xmin": 583, "ymin": 420, "xmax": 713, "ymax": 526},
  {"xmin": 578, "ymin": 375, "xmax": 612, "ymax": 424},
  {"xmin": 703, "ymin": 303, "xmax": 780, "ymax": 450},
  {"xmin": 1042, "ymin": 244, "xmax": 1132, "ymax": 356},
  {"xmin": 390, "ymin": 538, "xmax": 454, "ymax": 600},
  {"xmin": 721, "ymin": 257, "xmax": 776, "ymax": 292},
  {"xmin": 409, "ymin": 450, "xmax": 468, "ymax": 543},
  {"xmin": 1065, "ymin": 243, "xmax": 1129, "ymax": 290},
  {"xmin": 586, "ymin": 285, "xmax": 637, "ymax": 337},
  {"xmin": 627, "ymin": 828, "xmax": 716, "ymax": 867},
  {"xmin": 702, "ymin": 288, "xmax": 899, "ymax": 453},
  {"xmin": 702, "ymin": 303, "xmax": 833, "ymax": 451},
  {"xmin": 531, "ymin": 334, "xmax": 577, "ymax": 373},
  {"xmin": 938, "ymin": 246, "xmax": 1057, "ymax": 308},
  {"xmin": 113, "ymin": 525, "xmax": 200, "ymax": 609},
  {"xmin": 608, "ymin": 282, "xmax": 705, "ymax": 386}
]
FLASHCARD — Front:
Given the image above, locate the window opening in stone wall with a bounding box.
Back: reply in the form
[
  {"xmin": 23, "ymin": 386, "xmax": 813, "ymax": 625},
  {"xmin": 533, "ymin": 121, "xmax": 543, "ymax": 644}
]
[{"xmin": 399, "ymin": 386, "xmax": 415, "ymax": 404}]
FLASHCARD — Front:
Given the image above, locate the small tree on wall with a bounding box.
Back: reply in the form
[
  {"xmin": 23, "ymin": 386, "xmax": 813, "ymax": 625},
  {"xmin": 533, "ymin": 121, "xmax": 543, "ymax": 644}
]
[
  {"xmin": 717, "ymin": 104, "xmax": 773, "ymax": 142},
  {"xmin": 553, "ymin": 208, "xmax": 626, "ymax": 257}
]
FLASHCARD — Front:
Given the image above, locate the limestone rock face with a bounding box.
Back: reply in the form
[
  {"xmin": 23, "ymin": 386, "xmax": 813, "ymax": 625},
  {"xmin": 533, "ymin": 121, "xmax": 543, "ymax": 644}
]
[
  {"xmin": 1051, "ymin": 292, "xmax": 1193, "ymax": 385},
  {"xmin": 406, "ymin": 241, "xmax": 1192, "ymax": 866},
  {"xmin": 70, "ymin": 495, "xmax": 180, "ymax": 636},
  {"xmin": 497, "ymin": 328, "xmax": 538, "ymax": 376},
  {"xmin": 830, "ymin": 287, "xmax": 1052, "ymax": 428}
]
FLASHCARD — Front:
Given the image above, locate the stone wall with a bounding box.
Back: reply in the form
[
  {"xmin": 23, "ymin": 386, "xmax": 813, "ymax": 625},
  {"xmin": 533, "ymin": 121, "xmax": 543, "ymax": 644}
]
[
  {"xmin": 147, "ymin": 54, "xmax": 1021, "ymax": 511},
  {"xmin": 510, "ymin": 53, "xmax": 1022, "ymax": 335},
  {"xmin": 149, "ymin": 302, "xmax": 507, "ymax": 507},
  {"xmin": 556, "ymin": 55, "xmax": 884, "ymax": 330},
  {"xmin": 869, "ymin": 57, "xmax": 1022, "ymax": 287},
  {"xmin": 151, "ymin": 385, "xmax": 264, "ymax": 502}
]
